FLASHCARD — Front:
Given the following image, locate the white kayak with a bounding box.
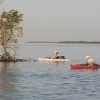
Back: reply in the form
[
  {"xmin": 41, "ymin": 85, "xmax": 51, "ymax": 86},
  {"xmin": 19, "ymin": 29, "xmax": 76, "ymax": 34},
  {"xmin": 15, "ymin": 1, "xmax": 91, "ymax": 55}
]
[{"xmin": 39, "ymin": 57, "xmax": 71, "ymax": 62}]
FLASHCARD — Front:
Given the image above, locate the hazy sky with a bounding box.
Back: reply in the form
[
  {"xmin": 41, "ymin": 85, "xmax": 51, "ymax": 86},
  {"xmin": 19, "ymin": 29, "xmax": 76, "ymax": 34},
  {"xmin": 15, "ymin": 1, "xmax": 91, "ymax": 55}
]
[{"xmin": 2, "ymin": 0, "xmax": 100, "ymax": 42}]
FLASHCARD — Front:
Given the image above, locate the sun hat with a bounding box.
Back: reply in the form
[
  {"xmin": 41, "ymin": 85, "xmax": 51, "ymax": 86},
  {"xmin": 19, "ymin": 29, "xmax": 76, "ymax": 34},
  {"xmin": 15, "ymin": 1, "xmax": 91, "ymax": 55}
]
[
  {"xmin": 85, "ymin": 56, "xmax": 90, "ymax": 59},
  {"xmin": 55, "ymin": 51, "xmax": 58, "ymax": 54}
]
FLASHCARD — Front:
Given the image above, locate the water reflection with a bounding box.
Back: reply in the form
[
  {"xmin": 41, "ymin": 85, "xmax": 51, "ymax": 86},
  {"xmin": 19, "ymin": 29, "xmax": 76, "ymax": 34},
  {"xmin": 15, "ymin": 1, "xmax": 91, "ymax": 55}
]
[
  {"xmin": 71, "ymin": 68, "xmax": 99, "ymax": 75},
  {"xmin": 0, "ymin": 62, "xmax": 19, "ymax": 99},
  {"xmin": 86, "ymin": 68, "xmax": 99, "ymax": 75},
  {"xmin": 1, "ymin": 62, "xmax": 17, "ymax": 73}
]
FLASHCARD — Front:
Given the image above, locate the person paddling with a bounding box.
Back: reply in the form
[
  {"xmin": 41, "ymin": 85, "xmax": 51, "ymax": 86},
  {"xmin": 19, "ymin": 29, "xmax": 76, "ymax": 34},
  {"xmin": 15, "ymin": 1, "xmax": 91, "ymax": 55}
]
[
  {"xmin": 52, "ymin": 51, "xmax": 60, "ymax": 59},
  {"xmin": 85, "ymin": 56, "xmax": 95, "ymax": 66}
]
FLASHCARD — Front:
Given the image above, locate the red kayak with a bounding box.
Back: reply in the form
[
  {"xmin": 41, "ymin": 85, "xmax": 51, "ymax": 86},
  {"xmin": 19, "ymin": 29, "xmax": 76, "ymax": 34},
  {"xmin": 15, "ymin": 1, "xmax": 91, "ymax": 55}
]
[{"xmin": 70, "ymin": 64, "xmax": 100, "ymax": 69}]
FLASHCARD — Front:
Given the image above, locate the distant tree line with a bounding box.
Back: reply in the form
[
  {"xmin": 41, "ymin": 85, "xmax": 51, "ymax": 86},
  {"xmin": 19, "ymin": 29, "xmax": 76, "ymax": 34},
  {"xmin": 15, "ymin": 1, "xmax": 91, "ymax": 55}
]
[
  {"xmin": 58, "ymin": 41, "xmax": 100, "ymax": 44},
  {"xmin": 26, "ymin": 41, "xmax": 100, "ymax": 44}
]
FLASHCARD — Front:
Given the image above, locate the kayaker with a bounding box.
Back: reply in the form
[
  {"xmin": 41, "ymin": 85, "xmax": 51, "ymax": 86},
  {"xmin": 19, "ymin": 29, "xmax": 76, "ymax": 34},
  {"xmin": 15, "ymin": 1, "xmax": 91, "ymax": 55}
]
[
  {"xmin": 85, "ymin": 56, "xmax": 95, "ymax": 66},
  {"xmin": 52, "ymin": 51, "xmax": 60, "ymax": 59}
]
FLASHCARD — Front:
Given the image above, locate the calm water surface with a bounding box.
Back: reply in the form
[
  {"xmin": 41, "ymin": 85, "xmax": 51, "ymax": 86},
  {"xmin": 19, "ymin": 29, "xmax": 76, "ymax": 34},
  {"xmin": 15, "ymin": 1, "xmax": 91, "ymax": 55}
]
[{"xmin": 0, "ymin": 43, "xmax": 100, "ymax": 100}]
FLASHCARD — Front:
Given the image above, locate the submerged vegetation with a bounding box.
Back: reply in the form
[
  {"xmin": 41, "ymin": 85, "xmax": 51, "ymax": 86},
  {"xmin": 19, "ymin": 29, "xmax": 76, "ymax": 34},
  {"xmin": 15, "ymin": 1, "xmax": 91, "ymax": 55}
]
[{"xmin": 0, "ymin": 9, "xmax": 23, "ymax": 61}]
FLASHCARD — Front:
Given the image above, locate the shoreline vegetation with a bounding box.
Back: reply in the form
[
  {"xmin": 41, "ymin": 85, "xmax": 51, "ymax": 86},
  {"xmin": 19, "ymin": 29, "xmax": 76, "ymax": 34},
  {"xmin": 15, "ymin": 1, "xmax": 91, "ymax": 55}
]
[
  {"xmin": 0, "ymin": 9, "xmax": 24, "ymax": 62},
  {"xmin": 25, "ymin": 41, "xmax": 100, "ymax": 44}
]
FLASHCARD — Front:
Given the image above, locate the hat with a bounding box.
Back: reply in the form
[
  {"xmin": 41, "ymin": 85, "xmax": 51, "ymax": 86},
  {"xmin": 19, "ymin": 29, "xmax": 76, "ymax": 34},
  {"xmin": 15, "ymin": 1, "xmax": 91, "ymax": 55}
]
[
  {"xmin": 55, "ymin": 51, "xmax": 58, "ymax": 54},
  {"xmin": 85, "ymin": 56, "xmax": 90, "ymax": 59}
]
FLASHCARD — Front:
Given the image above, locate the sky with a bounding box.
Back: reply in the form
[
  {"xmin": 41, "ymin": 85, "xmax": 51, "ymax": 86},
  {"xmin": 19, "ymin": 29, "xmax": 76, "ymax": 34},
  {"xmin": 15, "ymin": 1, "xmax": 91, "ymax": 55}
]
[{"xmin": 1, "ymin": 0, "xmax": 100, "ymax": 42}]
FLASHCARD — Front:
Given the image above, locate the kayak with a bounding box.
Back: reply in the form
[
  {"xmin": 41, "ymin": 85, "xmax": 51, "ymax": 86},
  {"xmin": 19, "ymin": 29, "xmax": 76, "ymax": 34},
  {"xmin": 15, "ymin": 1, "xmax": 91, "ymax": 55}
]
[
  {"xmin": 39, "ymin": 57, "xmax": 71, "ymax": 62},
  {"xmin": 70, "ymin": 64, "xmax": 100, "ymax": 69}
]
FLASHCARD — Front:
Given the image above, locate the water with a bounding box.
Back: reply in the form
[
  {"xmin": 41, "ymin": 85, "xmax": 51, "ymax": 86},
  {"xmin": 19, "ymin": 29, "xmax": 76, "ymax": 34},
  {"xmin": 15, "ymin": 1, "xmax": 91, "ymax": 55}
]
[{"xmin": 0, "ymin": 43, "xmax": 100, "ymax": 100}]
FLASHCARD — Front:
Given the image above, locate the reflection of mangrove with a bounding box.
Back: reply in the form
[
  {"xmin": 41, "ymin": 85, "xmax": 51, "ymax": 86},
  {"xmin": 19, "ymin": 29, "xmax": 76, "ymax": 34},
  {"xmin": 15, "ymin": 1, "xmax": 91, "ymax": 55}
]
[
  {"xmin": 0, "ymin": 83, "xmax": 15, "ymax": 89},
  {"xmin": 0, "ymin": 62, "xmax": 18, "ymax": 89}
]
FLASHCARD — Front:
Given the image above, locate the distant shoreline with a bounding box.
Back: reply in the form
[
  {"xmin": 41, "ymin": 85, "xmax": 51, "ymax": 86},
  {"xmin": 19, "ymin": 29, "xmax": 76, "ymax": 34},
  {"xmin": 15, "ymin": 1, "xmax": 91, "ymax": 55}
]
[{"xmin": 25, "ymin": 41, "xmax": 100, "ymax": 44}]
